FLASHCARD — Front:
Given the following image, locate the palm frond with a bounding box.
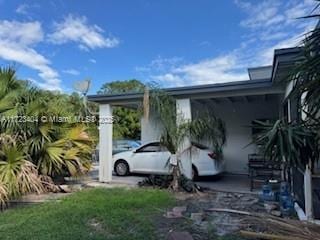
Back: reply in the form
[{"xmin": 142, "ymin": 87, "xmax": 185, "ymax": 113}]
[
  {"xmin": 0, "ymin": 144, "xmax": 44, "ymax": 197},
  {"xmin": 0, "ymin": 183, "xmax": 8, "ymax": 208},
  {"xmin": 251, "ymin": 120, "xmax": 318, "ymax": 168}
]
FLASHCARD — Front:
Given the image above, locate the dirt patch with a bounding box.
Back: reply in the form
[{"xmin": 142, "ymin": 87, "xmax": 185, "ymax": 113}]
[{"xmin": 154, "ymin": 190, "xmax": 265, "ymax": 239}]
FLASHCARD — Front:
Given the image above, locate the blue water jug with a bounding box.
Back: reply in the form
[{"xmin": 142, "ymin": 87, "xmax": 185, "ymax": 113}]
[
  {"xmin": 260, "ymin": 183, "xmax": 277, "ymax": 201},
  {"xmin": 280, "ymin": 182, "xmax": 290, "ymax": 196},
  {"xmin": 280, "ymin": 195, "xmax": 294, "ymax": 216}
]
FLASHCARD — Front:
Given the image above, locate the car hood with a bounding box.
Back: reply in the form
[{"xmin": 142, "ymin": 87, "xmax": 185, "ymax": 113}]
[{"xmin": 112, "ymin": 150, "xmax": 133, "ymax": 159}]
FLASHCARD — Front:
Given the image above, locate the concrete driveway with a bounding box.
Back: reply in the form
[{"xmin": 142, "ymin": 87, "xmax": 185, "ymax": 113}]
[{"xmin": 88, "ymin": 163, "xmax": 255, "ymax": 194}]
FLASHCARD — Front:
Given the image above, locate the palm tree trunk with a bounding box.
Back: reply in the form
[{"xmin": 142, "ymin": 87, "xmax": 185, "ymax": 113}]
[{"xmin": 169, "ymin": 153, "xmax": 181, "ymax": 191}]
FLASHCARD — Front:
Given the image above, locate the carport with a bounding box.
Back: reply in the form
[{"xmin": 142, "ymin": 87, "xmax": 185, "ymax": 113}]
[
  {"xmin": 88, "ymin": 77, "xmax": 284, "ymax": 182},
  {"xmin": 87, "ymin": 47, "xmax": 301, "ymax": 184}
]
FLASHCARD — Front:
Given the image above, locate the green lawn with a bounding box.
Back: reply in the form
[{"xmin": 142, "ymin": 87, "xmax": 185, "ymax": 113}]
[{"xmin": 0, "ymin": 188, "xmax": 174, "ymax": 240}]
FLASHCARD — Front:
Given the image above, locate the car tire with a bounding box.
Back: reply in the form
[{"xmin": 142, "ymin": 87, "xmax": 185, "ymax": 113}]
[
  {"xmin": 192, "ymin": 165, "xmax": 199, "ymax": 181},
  {"xmin": 114, "ymin": 160, "xmax": 130, "ymax": 176}
]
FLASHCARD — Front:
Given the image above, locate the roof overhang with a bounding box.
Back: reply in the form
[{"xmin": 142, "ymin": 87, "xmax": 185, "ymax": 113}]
[
  {"xmin": 271, "ymin": 47, "xmax": 303, "ymax": 83},
  {"xmin": 88, "ymin": 78, "xmax": 284, "ymax": 106}
]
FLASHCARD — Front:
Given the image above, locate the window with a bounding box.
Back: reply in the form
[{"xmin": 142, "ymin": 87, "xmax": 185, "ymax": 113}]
[{"xmin": 137, "ymin": 143, "xmax": 160, "ymax": 153}]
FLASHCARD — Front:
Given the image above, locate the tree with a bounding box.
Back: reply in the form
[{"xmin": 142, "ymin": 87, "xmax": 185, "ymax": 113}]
[
  {"xmin": 252, "ymin": 2, "xmax": 320, "ymax": 175},
  {"xmin": 0, "ymin": 66, "xmax": 95, "ymax": 204},
  {"xmin": 251, "ymin": 120, "xmax": 318, "ymax": 178},
  {"xmin": 97, "ymin": 79, "xmax": 144, "ymax": 95},
  {"xmin": 290, "ymin": 2, "xmax": 320, "ymax": 124},
  {"xmin": 98, "ymin": 79, "xmax": 145, "ymax": 139},
  {"xmin": 146, "ymin": 89, "xmax": 226, "ymax": 191},
  {"xmin": 287, "ymin": 1, "xmax": 320, "ymax": 169}
]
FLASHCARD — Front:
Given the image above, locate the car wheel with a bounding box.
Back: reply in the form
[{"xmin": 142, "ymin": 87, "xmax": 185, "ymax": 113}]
[
  {"xmin": 114, "ymin": 160, "xmax": 129, "ymax": 176},
  {"xmin": 192, "ymin": 165, "xmax": 198, "ymax": 181}
]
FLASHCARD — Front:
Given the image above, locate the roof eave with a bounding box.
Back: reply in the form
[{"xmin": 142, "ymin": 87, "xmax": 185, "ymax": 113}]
[
  {"xmin": 87, "ymin": 78, "xmax": 283, "ymax": 104},
  {"xmin": 271, "ymin": 47, "xmax": 303, "ymax": 83}
]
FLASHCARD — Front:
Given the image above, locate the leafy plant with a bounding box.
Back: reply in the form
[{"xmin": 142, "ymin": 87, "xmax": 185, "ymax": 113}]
[
  {"xmin": 146, "ymin": 89, "xmax": 226, "ymax": 191},
  {"xmin": 269, "ymin": 1, "xmax": 320, "ymax": 174},
  {"xmin": 288, "ymin": 2, "xmax": 320, "ymax": 150},
  {"xmin": 252, "ymin": 120, "xmax": 318, "ymax": 172},
  {"xmin": 0, "ymin": 66, "xmax": 96, "ymax": 205},
  {"xmin": 0, "ymin": 183, "xmax": 8, "ymax": 209},
  {"xmin": 0, "ymin": 142, "xmax": 44, "ymax": 198}
]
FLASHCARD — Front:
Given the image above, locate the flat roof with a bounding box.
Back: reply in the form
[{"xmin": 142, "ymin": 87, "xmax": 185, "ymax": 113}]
[{"xmin": 88, "ymin": 78, "xmax": 284, "ymax": 104}]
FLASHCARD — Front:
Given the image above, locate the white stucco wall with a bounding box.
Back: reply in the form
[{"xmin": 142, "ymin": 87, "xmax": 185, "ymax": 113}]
[
  {"xmin": 139, "ymin": 96, "xmax": 281, "ymax": 175},
  {"xmin": 192, "ymin": 96, "xmax": 280, "ymax": 174},
  {"xmin": 141, "ymin": 112, "xmax": 163, "ymax": 144}
]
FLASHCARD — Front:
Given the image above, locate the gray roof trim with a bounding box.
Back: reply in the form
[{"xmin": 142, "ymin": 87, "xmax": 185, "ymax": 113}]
[
  {"xmin": 247, "ymin": 65, "xmax": 273, "ymax": 71},
  {"xmin": 247, "ymin": 65, "xmax": 272, "ymax": 80},
  {"xmin": 271, "ymin": 47, "xmax": 303, "ymax": 82},
  {"xmin": 88, "ymin": 78, "xmax": 282, "ymax": 104}
]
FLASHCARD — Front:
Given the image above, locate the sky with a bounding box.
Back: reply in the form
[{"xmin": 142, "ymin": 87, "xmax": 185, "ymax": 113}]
[{"xmin": 0, "ymin": 0, "xmax": 317, "ymax": 94}]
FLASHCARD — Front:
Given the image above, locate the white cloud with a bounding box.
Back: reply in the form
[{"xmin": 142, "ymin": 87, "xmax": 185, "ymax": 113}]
[
  {"xmin": 138, "ymin": 0, "xmax": 317, "ymax": 87},
  {"xmin": 285, "ymin": 0, "xmax": 315, "ymax": 20},
  {"xmin": 0, "ymin": 20, "xmax": 61, "ymax": 90},
  {"xmin": 199, "ymin": 41, "xmax": 211, "ymax": 47},
  {"xmin": 235, "ymin": 0, "xmax": 315, "ymax": 30},
  {"xmin": 236, "ymin": 0, "xmax": 317, "ymax": 64},
  {"xmin": 236, "ymin": 0, "xmax": 282, "ymax": 29},
  {"xmin": 48, "ymin": 14, "xmax": 119, "ymax": 50},
  {"xmin": 259, "ymin": 29, "xmax": 308, "ymax": 65},
  {"xmin": 152, "ymin": 73, "xmax": 185, "ymax": 87},
  {"xmin": 135, "ymin": 56, "xmax": 183, "ymax": 73},
  {"xmin": 173, "ymin": 55, "xmax": 248, "ymax": 85},
  {"xmin": 15, "ymin": 4, "xmax": 29, "ymax": 15},
  {"xmin": 89, "ymin": 58, "xmax": 97, "ymax": 63},
  {"xmin": 143, "ymin": 55, "xmax": 248, "ymax": 87},
  {"xmin": 260, "ymin": 32, "xmax": 288, "ymax": 41},
  {"xmin": 15, "ymin": 3, "xmax": 39, "ymax": 17},
  {"xmin": 62, "ymin": 69, "xmax": 80, "ymax": 75},
  {"xmin": 0, "ymin": 20, "xmax": 43, "ymax": 46}
]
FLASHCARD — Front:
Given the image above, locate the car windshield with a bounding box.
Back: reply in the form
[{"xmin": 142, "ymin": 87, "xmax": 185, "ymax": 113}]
[{"xmin": 128, "ymin": 141, "xmax": 140, "ymax": 148}]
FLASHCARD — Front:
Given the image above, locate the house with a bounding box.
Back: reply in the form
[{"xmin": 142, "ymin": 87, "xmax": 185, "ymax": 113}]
[
  {"xmin": 88, "ymin": 46, "xmax": 318, "ymax": 220},
  {"xmin": 88, "ymin": 47, "xmax": 300, "ymax": 178}
]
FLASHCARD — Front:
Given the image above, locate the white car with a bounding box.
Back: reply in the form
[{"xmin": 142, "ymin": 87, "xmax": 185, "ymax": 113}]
[{"xmin": 112, "ymin": 141, "xmax": 224, "ymax": 179}]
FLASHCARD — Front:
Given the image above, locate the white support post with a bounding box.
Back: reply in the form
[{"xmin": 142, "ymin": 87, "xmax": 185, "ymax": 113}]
[
  {"xmin": 176, "ymin": 98, "xmax": 192, "ymax": 179},
  {"xmin": 141, "ymin": 113, "xmax": 163, "ymax": 144},
  {"xmin": 304, "ymin": 165, "xmax": 313, "ymax": 220},
  {"xmin": 99, "ymin": 104, "xmax": 113, "ymax": 182}
]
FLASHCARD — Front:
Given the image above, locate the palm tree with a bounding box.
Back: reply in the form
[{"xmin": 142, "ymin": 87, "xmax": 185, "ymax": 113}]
[
  {"xmin": 0, "ymin": 135, "xmax": 44, "ymax": 198},
  {"xmin": 21, "ymin": 92, "xmax": 93, "ymax": 177},
  {"xmin": 288, "ymin": 2, "xmax": 320, "ymax": 124},
  {"xmin": 146, "ymin": 89, "xmax": 226, "ymax": 191},
  {"xmin": 282, "ymin": 1, "xmax": 320, "ymax": 170},
  {"xmin": 250, "ymin": 3, "xmax": 320, "ymax": 177},
  {"xmin": 251, "ymin": 120, "xmax": 318, "ymax": 179},
  {"xmin": 0, "ymin": 66, "xmax": 95, "ymax": 205}
]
